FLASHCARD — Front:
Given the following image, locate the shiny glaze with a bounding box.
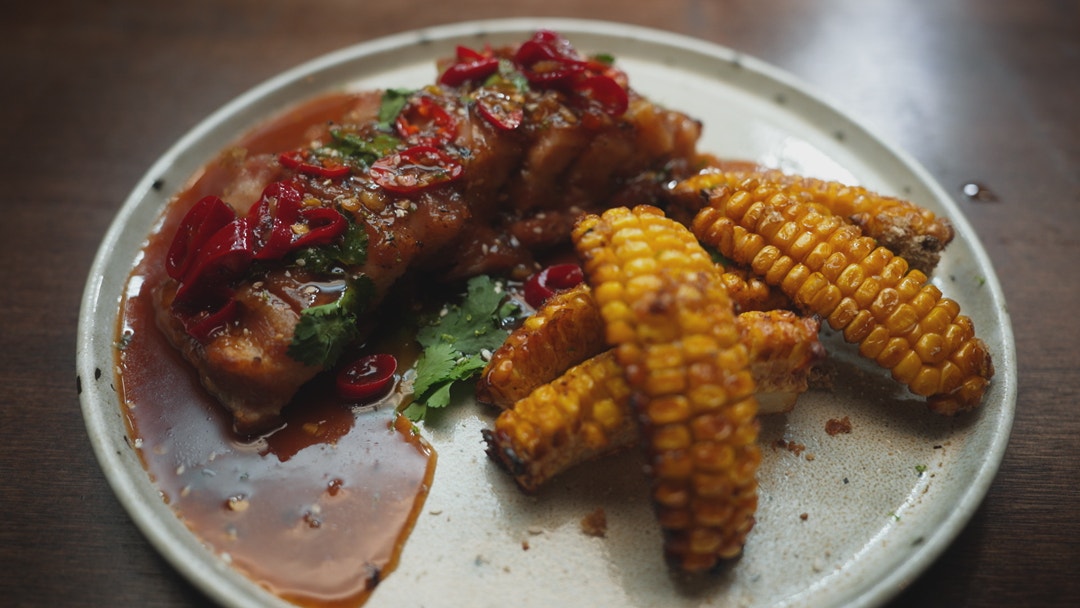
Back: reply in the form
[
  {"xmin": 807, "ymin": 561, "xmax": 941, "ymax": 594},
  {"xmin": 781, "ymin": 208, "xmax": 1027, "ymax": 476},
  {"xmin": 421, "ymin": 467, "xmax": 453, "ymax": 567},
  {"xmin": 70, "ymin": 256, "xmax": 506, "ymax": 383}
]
[{"xmin": 116, "ymin": 92, "xmax": 436, "ymax": 607}]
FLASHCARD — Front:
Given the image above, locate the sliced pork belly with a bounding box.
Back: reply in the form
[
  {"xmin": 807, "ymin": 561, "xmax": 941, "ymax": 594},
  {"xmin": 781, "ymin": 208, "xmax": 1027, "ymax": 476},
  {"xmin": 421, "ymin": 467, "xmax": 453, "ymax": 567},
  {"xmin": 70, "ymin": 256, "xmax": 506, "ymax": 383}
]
[{"xmin": 154, "ymin": 31, "xmax": 704, "ymax": 433}]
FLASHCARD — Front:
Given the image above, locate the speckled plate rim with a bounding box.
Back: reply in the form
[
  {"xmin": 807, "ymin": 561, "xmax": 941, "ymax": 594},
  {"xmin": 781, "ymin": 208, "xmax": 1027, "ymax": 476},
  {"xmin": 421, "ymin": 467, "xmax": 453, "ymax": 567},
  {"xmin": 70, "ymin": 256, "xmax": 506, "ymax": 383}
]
[{"xmin": 77, "ymin": 17, "xmax": 1016, "ymax": 608}]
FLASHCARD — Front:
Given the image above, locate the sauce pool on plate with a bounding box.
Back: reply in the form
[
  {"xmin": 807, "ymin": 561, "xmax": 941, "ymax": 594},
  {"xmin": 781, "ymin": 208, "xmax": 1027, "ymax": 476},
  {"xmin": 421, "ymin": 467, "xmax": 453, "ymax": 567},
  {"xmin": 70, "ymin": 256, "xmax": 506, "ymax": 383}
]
[{"xmin": 114, "ymin": 92, "xmax": 436, "ymax": 608}]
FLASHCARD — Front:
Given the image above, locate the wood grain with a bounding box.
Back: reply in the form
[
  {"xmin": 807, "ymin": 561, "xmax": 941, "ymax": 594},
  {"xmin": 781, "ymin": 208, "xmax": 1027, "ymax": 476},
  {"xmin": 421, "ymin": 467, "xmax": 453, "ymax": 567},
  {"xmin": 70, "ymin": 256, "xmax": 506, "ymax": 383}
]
[{"xmin": 2, "ymin": 1, "xmax": 1077, "ymax": 606}]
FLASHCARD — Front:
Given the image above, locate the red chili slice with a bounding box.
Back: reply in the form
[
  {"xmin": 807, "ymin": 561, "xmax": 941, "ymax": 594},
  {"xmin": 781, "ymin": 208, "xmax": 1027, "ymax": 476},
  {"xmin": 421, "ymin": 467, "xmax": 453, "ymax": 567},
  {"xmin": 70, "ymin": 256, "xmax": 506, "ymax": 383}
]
[
  {"xmin": 166, "ymin": 196, "xmax": 237, "ymax": 281},
  {"xmin": 292, "ymin": 207, "xmax": 347, "ymax": 250},
  {"xmin": 395, "ymin": 96, "xmax": 458, "ymax": 145},
  {"xmin": 180, "ymin": 298, "xmax": 240, "ymax": 342},
  {"xmin": 438, "ymin": 46, "xmax": 500, "ymax": 87},
  {"xmin": 279, "ymin": 149, "xmax": 350, "ymax": 178},
  {"xmin": 249, "ymin": 182, "xmax": 304, "ymax": 260},
  {"xmin": 475, "ymin": 88, "xmax": 524, "ymax": 131},
  {"xmin": 514, "ymin": 30, "xmax": 580, "ymax": 66},
  {"xmin": 370, "ymin": 145, "xmax": 464, "ymax": 194},
  {"xmin": 574, "ymin": 73, "xmax": 629, "ymax": 117},
  {"xmin": 455, "ymin": 44, "xmax": 489, "ymax": 63},
  {"xmin": 523, "ymin": 263, "xmax": 585, "ymax": 308},
  {"xmin": 174, "ymin": 216, "xmax": 254, "ymax": 305},
  {"xmin": 336, "ymin": 353, "xmax": 398, "ymax": 401},
  {"xmin": 514, "ymin": 30, "xmax": 591, "ymax": 88}
]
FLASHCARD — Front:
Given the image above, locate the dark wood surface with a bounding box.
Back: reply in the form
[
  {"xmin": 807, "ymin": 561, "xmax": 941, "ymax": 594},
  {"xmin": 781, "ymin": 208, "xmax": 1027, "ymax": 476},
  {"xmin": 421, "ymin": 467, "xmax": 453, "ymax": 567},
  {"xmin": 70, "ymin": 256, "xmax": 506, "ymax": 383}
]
[{"xmin": 3, "ymin": 1, "xmax": 1077, "ymax": 606}]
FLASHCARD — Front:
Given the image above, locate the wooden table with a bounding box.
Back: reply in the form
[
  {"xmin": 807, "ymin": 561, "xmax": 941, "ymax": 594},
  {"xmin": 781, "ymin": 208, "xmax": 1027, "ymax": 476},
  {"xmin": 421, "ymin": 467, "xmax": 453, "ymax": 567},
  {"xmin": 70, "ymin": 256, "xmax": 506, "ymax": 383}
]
[{"xmin": 3, "ymin": 1, "xmax": 1077, "ymax": 606}]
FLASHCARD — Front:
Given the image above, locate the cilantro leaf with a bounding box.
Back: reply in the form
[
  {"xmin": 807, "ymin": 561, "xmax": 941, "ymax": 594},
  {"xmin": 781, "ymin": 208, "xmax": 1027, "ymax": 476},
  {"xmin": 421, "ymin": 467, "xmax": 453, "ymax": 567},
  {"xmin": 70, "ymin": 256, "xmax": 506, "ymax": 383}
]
[
  {"xmin": 286, "ymin": 276, "xmax": 374, "ymax": 367},
  {"xmin": 412, "ymin": 341, "xmax": 459, "ymax": 398},
  {"xmin": 483, "ymin": 59, "xmax": 530, "ymax": 92},
  {"xmin": 377, "ymin": 88, "xmax": 413, "ymax": 127},
  {"xmin": 332, "ymin": 215, "xmax": 369, "ymax": 266},
  {"xmin": 406, "ymin": 275, "xmax": 523, "ymax": 421},
  {"xmin": 291, "ymin": 211, "xmax": 369, "ymax": 273},
  {"xmin": 417, "ymin": 275, "xmax": 513, "ymax": 353},
  {"xmin": 326, "ymin": 129, "xmax": 400, "ymax": 167},
  {"xmin": 287, "ymin": 302, "xmax": 360, "ymax": 367}
]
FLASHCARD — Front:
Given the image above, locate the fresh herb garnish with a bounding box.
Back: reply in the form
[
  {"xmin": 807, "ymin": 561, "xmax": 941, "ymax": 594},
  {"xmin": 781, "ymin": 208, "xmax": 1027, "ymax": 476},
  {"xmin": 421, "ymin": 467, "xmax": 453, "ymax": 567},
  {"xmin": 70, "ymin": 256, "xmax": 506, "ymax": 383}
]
[
  {"xmin": 403, "ymin": 275, "xmax": 522, "ymax": 421},
  {"xmin": 377, "ymin": 88, "xmax": 413, "ymax": 128},
  {"xmin": 325, "ymin": 129, "xmax": 401, "ymax": 167},
  {"xmin": 483, "ymin": 59, "xmax": 530, "ymax": 92},
  {"xmin": 287, "ymin": 276, "xmax": 375, "ymax": 367},
  {"xmin": 591, "ymin": 52, "xmax": 616, "ymax": 66},
  {"xmin": 291, "ymin": 212, "xmax": 369, "ymax": 273},
  {"xmin": 312, "ymin": 89, "xmax": 412, "ymax": 168}
]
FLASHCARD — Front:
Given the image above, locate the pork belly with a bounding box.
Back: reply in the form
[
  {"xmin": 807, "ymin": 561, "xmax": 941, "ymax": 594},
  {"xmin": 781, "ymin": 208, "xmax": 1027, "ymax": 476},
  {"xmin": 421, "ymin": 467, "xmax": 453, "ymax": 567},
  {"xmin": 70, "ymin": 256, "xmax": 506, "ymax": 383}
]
[{"xmin": 154, "ymin": 32, "xmax": 704, "ymax": 433}]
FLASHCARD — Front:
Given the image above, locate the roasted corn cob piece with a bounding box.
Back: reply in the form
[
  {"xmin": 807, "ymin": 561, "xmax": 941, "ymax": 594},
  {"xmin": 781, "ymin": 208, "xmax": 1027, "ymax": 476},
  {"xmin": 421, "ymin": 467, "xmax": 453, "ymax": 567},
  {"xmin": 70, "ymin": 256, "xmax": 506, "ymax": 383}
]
[
  {"xmin": 572, "ymin": 205, "xmax": 760, "ymax": 572},
  {"xmin": 483, "ymin": 351, "xmax": 636, "ymax": 493},
  {"xmin": 720, "ymin": 266, "xmax": 792, "ymax": 313},
  {"xmin": 476, "ymin": 283, "xmax": 607, "ymax": 410},
  {"xmin": 738, "ymin": 310, "xmax": 824, "ymax": 413},
  {"xmin": 484, "ymin": 309, "xmax": 822, "ymax": 493},
  {"xmin": 479, "ymin": 277, "xmax": 813, "ymax": 412},
  {"xmin": 477, "ymin": 267, "xmax": 788, "ymax": 410},
  {"xmin": 670, "ymin": 169, "xmax": 954, "ymax": 273},
  {"xmin": 691, "ymin": 178, "xmax": 993, "ymax": 414}
]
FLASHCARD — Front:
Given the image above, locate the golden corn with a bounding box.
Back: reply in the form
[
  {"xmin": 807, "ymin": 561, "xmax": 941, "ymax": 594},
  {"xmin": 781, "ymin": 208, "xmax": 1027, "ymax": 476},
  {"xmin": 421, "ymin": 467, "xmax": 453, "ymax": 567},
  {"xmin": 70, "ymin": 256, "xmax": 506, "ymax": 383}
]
[
  {"xmin": 477, "ymin": 266, "xmax": 790, "ymax": 411},
  {"xmin": 671, "ymin": 169, "xmax": 954, "ymax": 273},
  {"xmin": 572, "ymin": 205, "xmax": 759, "ymax": 572},
  {"xmin": 719, "ymin": 266, "xmax": 791, "ymax": 313},
  {"xmin": 482, "ymin": 351, "xmax": 637, "ymax": 493},
  {"xmin": 476, "ymin": 284, "xmax": 607, "ymax": 410},
  {"xmin": 737, "ymin": 310, "xmax": 824, "ymax": 413},
  {"xmin": 483, "ymin": 309, "xmax": 822, "ymax": 493},
  {"xmin": 691, "ymin": 178, "xmax": 993, "ymax": 414}
]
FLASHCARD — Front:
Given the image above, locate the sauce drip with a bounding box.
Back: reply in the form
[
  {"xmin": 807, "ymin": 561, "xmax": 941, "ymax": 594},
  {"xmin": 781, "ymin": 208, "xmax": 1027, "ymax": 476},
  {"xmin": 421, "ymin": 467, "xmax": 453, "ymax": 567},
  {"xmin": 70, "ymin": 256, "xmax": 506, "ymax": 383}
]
[{"xmin": 114, "ymin": 92, "xmax": 437, "ymax": 608}]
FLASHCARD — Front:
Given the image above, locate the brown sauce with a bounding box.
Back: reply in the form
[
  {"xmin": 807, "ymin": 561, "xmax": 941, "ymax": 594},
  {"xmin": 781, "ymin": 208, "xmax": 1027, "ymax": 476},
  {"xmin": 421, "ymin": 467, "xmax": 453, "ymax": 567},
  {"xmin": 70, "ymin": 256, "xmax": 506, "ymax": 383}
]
[{"xmin": 115, "ymin": 92, "xmax": 436, "ymax": 608}]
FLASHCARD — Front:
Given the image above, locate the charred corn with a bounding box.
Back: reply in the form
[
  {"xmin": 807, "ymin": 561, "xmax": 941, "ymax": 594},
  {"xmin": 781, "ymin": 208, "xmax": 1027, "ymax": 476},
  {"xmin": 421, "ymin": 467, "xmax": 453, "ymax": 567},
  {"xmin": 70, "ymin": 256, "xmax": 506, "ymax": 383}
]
[
  {"xmin": 478, "ymin": 267, "xmax": 787, "ymax": 410},
  {"xmin": 691, "ymin": 178, "xmax": 993, "ymax": 414},
  {"xmin": 480, "ymin": 279, "xmax": 809, "ymax": 413},
  {"xmin": 720, "ymin": 266, "xmax": 792, "ymax": 313},
  {"xmin": 738, "ymin": 310, "xmax": 824, "ymax": 413},
  {"xmin": 672, "ymin": 169, "xmax": 954, "ymax": 273},
  {"xmin": 484, "ymin": 309, "xmax": 822, "ymax": 492},
  {"xmin": 573, "ymin": 205, "xmax": 760, "ymax": 572},
  {"xmin": 476, "ymin": 284, "xmax": 607, "ymax": 409},
  {"xmin": 483, "ymin": 351, "xmax": 636, "ymax": 493}
]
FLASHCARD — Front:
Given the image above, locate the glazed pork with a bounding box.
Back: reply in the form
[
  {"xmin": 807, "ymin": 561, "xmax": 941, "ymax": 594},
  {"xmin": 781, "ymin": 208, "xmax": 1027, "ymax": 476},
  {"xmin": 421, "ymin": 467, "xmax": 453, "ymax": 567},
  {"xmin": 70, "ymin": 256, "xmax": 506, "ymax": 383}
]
[{"xmin": 154, "ymin": 31, "xmax": 703, "ymax": 433}]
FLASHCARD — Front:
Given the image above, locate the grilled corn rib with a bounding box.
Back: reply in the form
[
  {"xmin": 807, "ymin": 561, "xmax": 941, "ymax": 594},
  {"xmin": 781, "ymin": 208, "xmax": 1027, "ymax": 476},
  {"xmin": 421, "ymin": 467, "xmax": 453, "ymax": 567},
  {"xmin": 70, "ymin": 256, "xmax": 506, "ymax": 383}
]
[
  {"xmin": 691, "ymin": 178, "xmax": 993, "ymax": 414},
  {"xmin": 477, "ymin": 268, "xmax": 789, "ymax": 411},
  {"xmin": 478, "ymin": 278, "xmax": 815, "ymax": 411},
  {"xmin": 483, "ymin": 309, "xmax": 822, "ymax": 492},
  {"xmin": 671, "ymin": 169, "xmax": 954, "ymax": 273},
  {"xmin": 719, "ymin": 266, "xmax": 792, "ymax": 313},
  {"xmin": 572, "ymin": 205, "xmax": 760, "ymax": 572},
  {"xmin": 738, "ymin": 310, "xmax": 824, "ymax": 413},
  {"xmin": 483, "ymin": 351, "xmax": 635, "ymax": 493},
  {"xmin": 476, "ymin": 284, "xmax": 606, "ymax": 410}
]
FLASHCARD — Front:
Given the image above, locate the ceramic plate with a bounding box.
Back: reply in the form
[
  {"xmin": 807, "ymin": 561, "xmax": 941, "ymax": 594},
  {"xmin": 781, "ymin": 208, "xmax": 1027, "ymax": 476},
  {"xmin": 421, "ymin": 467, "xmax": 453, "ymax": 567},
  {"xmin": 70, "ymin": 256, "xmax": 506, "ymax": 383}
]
[{"xmin": 77, "ymin": 18, "xmax": 1016, "ymax": 608}]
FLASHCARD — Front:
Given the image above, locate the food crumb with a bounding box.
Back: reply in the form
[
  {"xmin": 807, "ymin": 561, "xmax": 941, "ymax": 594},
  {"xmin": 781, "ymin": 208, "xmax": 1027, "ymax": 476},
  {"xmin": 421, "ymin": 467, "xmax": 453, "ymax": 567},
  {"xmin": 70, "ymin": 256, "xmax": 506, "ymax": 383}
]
[
  {"xmin": 580, "ymin": 508, "xmax": 607, "ymax": 537},
  {"xmin": 774, "ymin": 438, "xmax": 806, "ymax": 457},
  {"xmin": 225, "ymin": 495, "xmax": 250, "ymax": 512},
  {"xmin": 825, "ymin": 416, "xmax": 852, "ymax": 436}
]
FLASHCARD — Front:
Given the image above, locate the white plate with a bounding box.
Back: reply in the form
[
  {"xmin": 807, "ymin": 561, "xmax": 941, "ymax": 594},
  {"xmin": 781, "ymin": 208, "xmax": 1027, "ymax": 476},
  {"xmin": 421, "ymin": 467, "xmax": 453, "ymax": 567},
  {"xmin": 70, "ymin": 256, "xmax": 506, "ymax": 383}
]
[{"xmin": 78, "ymin": 18, "xmax": 1016, "ymax": 608}]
